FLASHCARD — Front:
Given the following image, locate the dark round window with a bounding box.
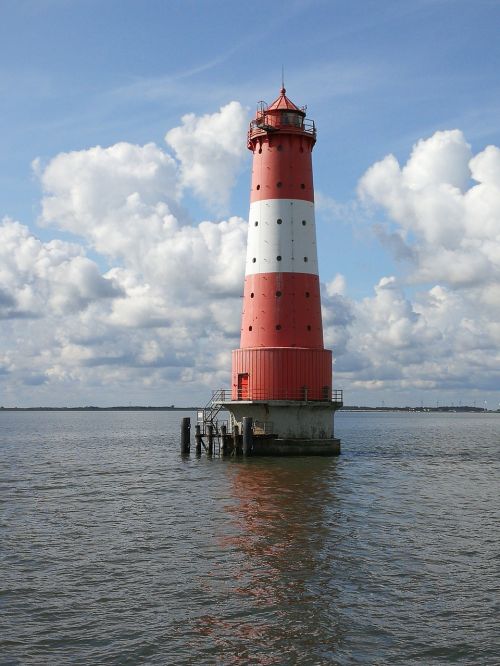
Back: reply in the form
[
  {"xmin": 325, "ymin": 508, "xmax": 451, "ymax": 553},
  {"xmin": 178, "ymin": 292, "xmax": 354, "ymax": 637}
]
[
  {"xmin": 276, "ymin": 181, "xmax": 282, "ymax": 188},
  {"xmin": 305, "ymin": 291, "xmax": 310, "ymax": 298},
  {"xmin": 252, "ymin": 258, "xmax": 256, "ymax": 263},
  {"xmin": 300, "ymin": 183, "xmax": 305, "ymax": 189},
  {"xmin": 256, "ymin": 184, "xmax": 260, "ymax": 190},
  {"xmin": 254, "ymin": 221, "xmax": 258, "ymax": 226},
  {"xmin": 276, "ymin": 324, "xmax": 282, "ymax": 330},
  {"xmin": 276, "ymin": 290, "xmax": 282, "ymax": 297},
  {"xmin": 250, "ymin": 292, "xmax": 254, "ymax": 298},
  {"xmin": 249, "ymin": 326, "xmax": 253, "ymax": 331},
  {"xmin": 277, "ymin": 218, "xmax": 282, "ymax": 225},
  {"xmin": 276, "ymin": 255, "xmax": 282, "ymax": 261},
  {"xmin": 307, "ymin": 325, "xmax": 311, "ymax": 331},
  {"xmin": 304, "ymin": 256, "xmax": 308, "ymax": 262},
  {"xmin": 277, "ymin": 145, "xmax": 283, "ymax": 151},
  {"xmin": 302, "ymin": 220, "xmax": 307, "ymax": 226}
]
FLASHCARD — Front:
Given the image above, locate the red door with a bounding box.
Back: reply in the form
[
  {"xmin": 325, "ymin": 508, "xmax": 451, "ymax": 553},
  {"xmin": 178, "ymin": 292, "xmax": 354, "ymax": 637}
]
[{"xmin": 237, "ymin": 373, "xmax": 249, "ymax": 400}]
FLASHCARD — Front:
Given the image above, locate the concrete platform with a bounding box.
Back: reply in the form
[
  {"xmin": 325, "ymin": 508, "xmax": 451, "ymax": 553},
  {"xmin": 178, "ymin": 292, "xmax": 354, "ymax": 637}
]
[
  {"xmin": 222, "ymin": 399, "xmax": 340, "ymax": 440},
  {"xmin": 250, "ymin": 436, "xmax": 341, "ymax": 456}
]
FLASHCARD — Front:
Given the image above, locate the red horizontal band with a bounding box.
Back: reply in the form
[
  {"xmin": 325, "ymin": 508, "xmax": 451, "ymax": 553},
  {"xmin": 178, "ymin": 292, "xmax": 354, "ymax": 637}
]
[
  {"xmin": 250, "ymin": 133, "xmax": 315, "ymax": 203},
  {"xmin": 240, "ymin": 272, "xmax": 323, "ymax": 349}
]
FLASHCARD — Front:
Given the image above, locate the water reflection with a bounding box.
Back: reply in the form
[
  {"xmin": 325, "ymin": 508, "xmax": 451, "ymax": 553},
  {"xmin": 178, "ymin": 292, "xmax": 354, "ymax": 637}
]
[{"xmin": 195, "ymin": 458, "xmax": 345, "ymax": 664}]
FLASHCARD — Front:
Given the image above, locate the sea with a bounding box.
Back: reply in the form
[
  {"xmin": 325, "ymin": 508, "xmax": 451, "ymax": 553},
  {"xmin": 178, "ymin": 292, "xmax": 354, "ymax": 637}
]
[{"xmin": 1, "ymin": 410, "xmax": 498, "ymax": 665}]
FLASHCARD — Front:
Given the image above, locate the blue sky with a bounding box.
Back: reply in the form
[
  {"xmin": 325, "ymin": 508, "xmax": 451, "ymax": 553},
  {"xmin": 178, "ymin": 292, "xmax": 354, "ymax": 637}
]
[{"xmin": 1, "ymin": 0, "xmax": 500, "ymax": 407}]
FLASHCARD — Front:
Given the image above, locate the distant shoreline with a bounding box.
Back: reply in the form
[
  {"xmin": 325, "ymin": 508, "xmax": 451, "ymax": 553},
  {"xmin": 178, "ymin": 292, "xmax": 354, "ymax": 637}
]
[
  {"xmin": 341, "ymin": 406, "xmax": 496, "ymax": 413},
  {"xmin": 0, "ymin": 406, "xmax": 197, "ymax": 412},
  {"xmin": 0, "ymin": 405, "xmax": 496, "ymax": 413}
]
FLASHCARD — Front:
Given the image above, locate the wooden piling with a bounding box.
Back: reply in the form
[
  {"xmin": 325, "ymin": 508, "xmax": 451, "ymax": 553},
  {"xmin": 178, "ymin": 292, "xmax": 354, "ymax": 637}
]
[
  {"xmin": 181, "ymin": 417, "xmax": 191, "ymax": 454},
  {"xmin": 242, "ymin": 417, "xmax": 253, "ymax": 456},
  {"xmin": 233, "ymin": 424, "xmax": 242, "ymax": 456},
  {"xmin": 207, "ymin": 424, "xmax": 214, "ymax": 455},
  {"xmin": 195, "ymin": 424, "xmax": 202, "ymax": 455},
  {"xmin": 221, "ymin": 424, "xmax": 231, "ymax": 455}
]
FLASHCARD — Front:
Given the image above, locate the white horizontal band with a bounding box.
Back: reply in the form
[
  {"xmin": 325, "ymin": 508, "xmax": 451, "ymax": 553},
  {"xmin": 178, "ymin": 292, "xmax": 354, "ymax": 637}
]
[{"xmin": 245, "ymin": 199, "xmax": 318, "ymax": 275}]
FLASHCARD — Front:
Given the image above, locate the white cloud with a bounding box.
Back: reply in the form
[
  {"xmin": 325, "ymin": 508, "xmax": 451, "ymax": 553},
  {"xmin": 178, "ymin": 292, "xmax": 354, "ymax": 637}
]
[
  {"xmin": 325, "ymin": 274, "xmax": 346, "ymax": 297},
  {"xmin": 0, "ymin": 103, "xmax": 251, "ymax": 405},
  {"xmin": 0, "ymin": 218, "xmax": 120, "ymax": 319},
  {"xmin": 165, "ymin": 101, "xmax": 248, "ymax": 214},
  {"xmin": 325, "ymin": 129, "xmax": 500, "ymax": 401},
  {"xmin": 358, "ymin": 129, "xmax": 500, "ymax": 287}
]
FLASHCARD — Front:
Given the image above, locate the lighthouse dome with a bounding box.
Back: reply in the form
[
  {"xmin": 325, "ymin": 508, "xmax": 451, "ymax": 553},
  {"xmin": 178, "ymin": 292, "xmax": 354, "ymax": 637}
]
[{"xmin": 267, "ymin": 87, "xmax": 306, "ymax": 115}]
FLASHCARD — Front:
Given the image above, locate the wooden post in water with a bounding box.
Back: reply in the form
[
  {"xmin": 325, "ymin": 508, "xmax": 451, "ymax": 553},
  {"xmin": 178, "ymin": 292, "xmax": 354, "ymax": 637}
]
[
  {"xmin": 233, "ymin": 424, "xmax": 242, "ymax": 456},
  {"xmin": 195, "ymin": 424, "xmax": 202, "ymax": 455},
  {"xmin": 181, "ymin": 417, "xmax": 191, "ymax": 455},
  {"xmin": 221, "ymin": 424, "xmax": 230, "ymax": 455},
  {"xmin": 219, "ymin": 424, "xmax": 227, "ymax": 453},
  {"xmin": 207, "ymin": 424, "xmax": 214, "ymax": 455},
  {"xmin": 242, "ymin": 416, "xmax": 253, "ymax": 456}
]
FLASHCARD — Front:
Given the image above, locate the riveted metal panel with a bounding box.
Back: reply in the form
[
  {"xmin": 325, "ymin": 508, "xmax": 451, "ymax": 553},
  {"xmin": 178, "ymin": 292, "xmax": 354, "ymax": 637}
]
[
  {"xmin": 240, "ymin": 272, "xmax": 323, "ymax": 349},
  {"xmin": 231, "ymin": 348, "xmax": 332, "ymax": 401},
  {"xmin": 245, "ymin": 199, "xmax": 318, "ymax": 276},
  {"xmin": 250, "ymin": 134, "xmax": 315, "ymax": 203}
]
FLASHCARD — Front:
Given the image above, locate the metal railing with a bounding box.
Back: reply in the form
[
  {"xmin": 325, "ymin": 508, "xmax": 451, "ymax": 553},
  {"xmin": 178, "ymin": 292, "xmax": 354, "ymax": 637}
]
[
  {"xmin": 253, "ymin": 420, "xmax": 274, "ymax": 435},
  {"xmin": 248, "ymin": 114, "xmax": 316, "ymax": 141},
  {"xmin": 200, "ymin": 387, "xmax": 225, "ymax": 426},
  {"xmin": 212, "ymin": 388, "xmax": 343, "ymax": 404}
]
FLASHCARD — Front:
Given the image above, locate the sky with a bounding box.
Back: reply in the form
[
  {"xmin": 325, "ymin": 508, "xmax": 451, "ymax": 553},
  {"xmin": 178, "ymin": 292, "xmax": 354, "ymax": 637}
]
[{"xmin": 1, "ymin": 0, "xmax": 500, "ymax": 408}]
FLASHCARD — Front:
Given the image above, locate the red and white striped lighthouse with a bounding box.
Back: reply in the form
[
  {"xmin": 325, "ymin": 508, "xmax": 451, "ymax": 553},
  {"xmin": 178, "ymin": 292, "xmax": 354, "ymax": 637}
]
[{"xmin": 224, "ymin": 87, "xmax": 342, "ymax": 455}]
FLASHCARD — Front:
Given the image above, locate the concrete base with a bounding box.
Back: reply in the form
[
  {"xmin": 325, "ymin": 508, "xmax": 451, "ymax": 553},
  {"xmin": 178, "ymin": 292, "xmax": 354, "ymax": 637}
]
[
  {"xmin": 252, "ymin": 436, "xmax": 341, "ymax": 456},
  {"xmin": 224, "ymin": 400, "xmax": 338, "ymax": 439},
  {"xmin": 221, "ymin": 399, "xmax": 342, "ymax": 457}
]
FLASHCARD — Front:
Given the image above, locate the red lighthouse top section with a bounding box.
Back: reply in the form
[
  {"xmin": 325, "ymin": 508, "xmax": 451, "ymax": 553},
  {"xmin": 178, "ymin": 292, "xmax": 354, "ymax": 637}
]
[
  {"xmin": 247, "ymin": 88, "xmax": 316, "ymax": 151},
  {"xmin": 267, "ymin": 87, "xmax": 304, "ymax": 112},
  {"xmin": 248, "ymin": 90, "xmax": 316, "ymax": 205}
]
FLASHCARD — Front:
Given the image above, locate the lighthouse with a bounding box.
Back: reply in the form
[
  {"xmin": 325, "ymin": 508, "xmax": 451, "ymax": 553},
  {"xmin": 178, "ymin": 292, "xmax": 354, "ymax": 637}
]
[{"xmin": 219, "ymin": 87, "xmax": 343, "ymax": 455}]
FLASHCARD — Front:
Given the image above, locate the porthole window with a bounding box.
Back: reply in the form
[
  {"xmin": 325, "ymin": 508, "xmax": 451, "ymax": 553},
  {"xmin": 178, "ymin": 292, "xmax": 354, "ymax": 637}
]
[
  {"xmin": 302, "ymin": 220, "xmax": 307, "ymax": 226},
  {"xmin": 304, "ymin": 256, "xmax": 308, "ymax": 262},
  {"xmin": 276, "ymin": 324, "xmax": 282, "ymax": 330},
  {"xmin": 276, "ymin": 181, "xmax": 282, "ymax": 188},
  {"xmin": 276, "ymin": 255, "xmax": 282, "ymax": 261},
  {"xmin": 252, "ymin": 258, "xmax": 256, "ymax": 263},
  {"xmin": 250, "ymin": 292, "xmax": 254, "ymax": 298},
  {"xmin": 277, "ymin": 145, "xmax": 283, "ymax": 152},
  {"xmin": 276, "ymin": 290, "xmax": 282, "ymax": 297},
  {"xmin": 256, "ymin": 184, "xmax": 261, "ymax": 190},
  {"xmin": 249, "ymin": 326, "xmax": 253, "ymax": 331},
  {"xmin": 277, "ymin": 218, "xmax": 282, "ymax": 225},
  {"xmin": 300, "ymin": 183, "xmax": 305, "ymax": 189},
  {"xmin": 305, "ymin": 291, "xmax": 310, "ymax": 298},
  {"xmin": 307, "ymin": 325, "xmax": 311, "ymax": 331},
  {"xmin": 254, "ymin": 221, "xmax": 258, "ymax": 226}
]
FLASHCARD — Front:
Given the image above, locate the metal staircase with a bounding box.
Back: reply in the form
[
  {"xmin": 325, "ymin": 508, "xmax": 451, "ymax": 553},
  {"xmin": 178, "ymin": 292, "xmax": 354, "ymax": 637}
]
[{"xmin": 199, "ymin": 388, "xmax": 226, "ymax": 430}]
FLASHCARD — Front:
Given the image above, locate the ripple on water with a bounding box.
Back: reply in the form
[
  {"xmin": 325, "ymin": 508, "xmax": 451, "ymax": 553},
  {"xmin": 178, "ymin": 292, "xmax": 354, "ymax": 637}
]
[{"xmin": 0, "ymin": 410, "xmax": 498, "ymax": 664}]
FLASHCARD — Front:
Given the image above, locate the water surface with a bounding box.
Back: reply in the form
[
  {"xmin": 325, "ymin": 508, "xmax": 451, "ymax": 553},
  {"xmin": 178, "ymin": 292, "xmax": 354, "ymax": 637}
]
[{"xmin": 1, "ymin": 411, "xmax": 498, "ymax": 664}]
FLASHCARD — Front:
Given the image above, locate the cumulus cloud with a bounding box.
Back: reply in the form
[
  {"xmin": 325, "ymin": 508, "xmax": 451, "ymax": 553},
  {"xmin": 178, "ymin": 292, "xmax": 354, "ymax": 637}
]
[
  {"xmin": 358, "ymin": 129, "xmax": 500, "ymax": 287},
  {"xmin": 330, "ymin": 273, "xmax": 500, "ymax": 398},
  {"xmin": 165, "ymin": 101, "xmax": 248, "ymax": 214},
  {"xmin": 0, "ymin": 218, "xmax": 121, "ymax": 319},
  {"xmin": 37, "ymin": 110, "xmax": 248, "ymax": 299},
  {"xmin": 327, "ymin": 129, "xmax": 500, "ymax": 401},
  {"xmin": 1, "ymin": 104, "xmax": 250, "ymax": 405}
]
